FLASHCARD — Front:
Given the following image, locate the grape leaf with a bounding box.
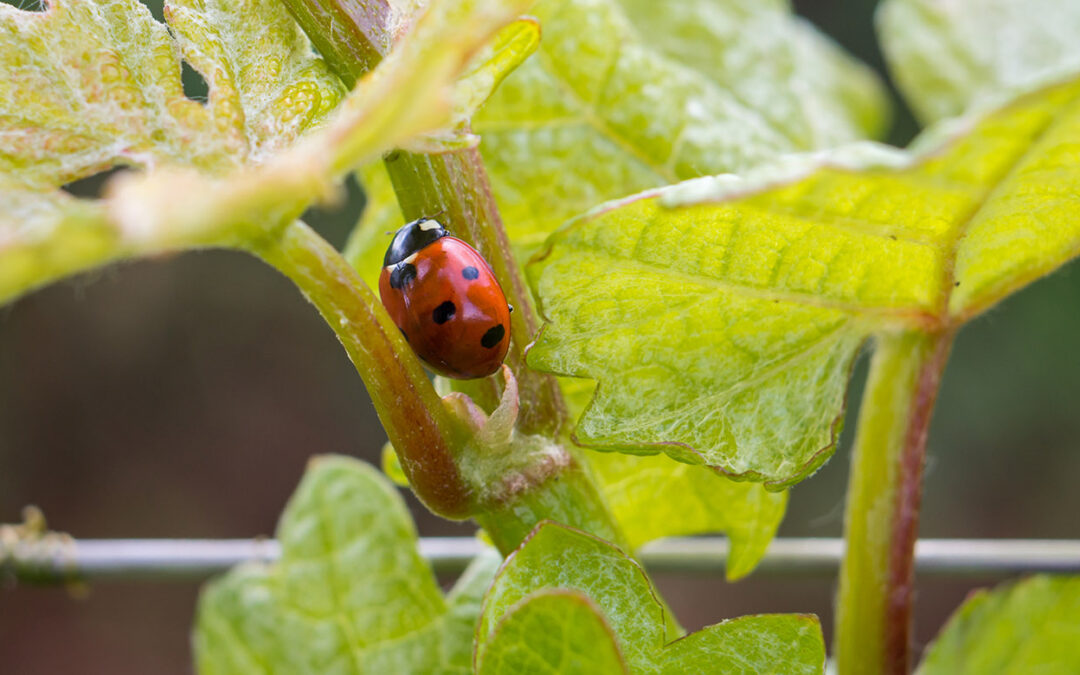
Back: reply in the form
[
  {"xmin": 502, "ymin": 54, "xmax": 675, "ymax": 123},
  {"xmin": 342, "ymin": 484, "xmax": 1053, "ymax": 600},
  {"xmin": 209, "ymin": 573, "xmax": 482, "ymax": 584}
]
[
  {"xmin": 0, "ymin": 0, "xmax": 532, "ymax": 305},
  {"xmin": 557, "ymin": 378, "xmax": 786, "ymax": 579},
  {"xmin": 592, "ymin": 452, "xmax": 785, "ymax": 579},
  {"xmin": 477, "ymin": 590, "xmax": 629, "ymax": 674},
  {"xmin": 529, "ymin": 76, "xmax": 1080, "ymax": 486},
  {"xmin": 879, "ymin": 0, "xmax": 1080, "ymax": 124},
  {"xmin": 0, "ymin": 0, "xmax": 344, "ymax": 188},
  {"xmin": 917, "ymin": 575, "xmax": 1080, "ymax": 675},
  {"xmin": 475, "ymin": 522, "xmax": 825, "ymax": 674},
  {"xmin": 195, "ymin": 455, "xmax": 501, "ymax": 675},
  {"xmin": 472, "ymin": 0, "xmax": 888, "ymax": 256}
]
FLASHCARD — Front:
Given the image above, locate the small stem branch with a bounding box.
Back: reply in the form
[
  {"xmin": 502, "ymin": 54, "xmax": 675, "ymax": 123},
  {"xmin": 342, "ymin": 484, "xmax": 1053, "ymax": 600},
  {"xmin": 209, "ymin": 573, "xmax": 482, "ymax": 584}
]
[
  {"xmin": 249, "ymin": 222, "xmax": 473, "ymax": 518},
  {"xmin": 279, "ymin": 0, "xmax": 391, "ymax": 87},
  {"xmin": 475, "ymin": 456, "xmax": 628, "ymax": 555},
  {"xmin": 835, "ymin": 329, "xmax": 955, "ymax": 675}
]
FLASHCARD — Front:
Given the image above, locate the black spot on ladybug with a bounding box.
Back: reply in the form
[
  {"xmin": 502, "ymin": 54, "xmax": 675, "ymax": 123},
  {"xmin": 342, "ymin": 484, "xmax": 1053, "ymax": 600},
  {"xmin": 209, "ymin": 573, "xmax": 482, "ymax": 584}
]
[
  {"xmin": 432, "ymin": 301, "xmax": 456, "ymax": 325},
  {"xmin": 389, "ymin": 263, "xmax": 417, "ymax": 289},
  {"xmin": 462, "ymin": 266, "xmax": 480, "ymax": 280},
  {"xmin": 481, "ymin": 324, "xmax": 505, "ymax": 349},
  {"xmin": 399, "ymin": 327, "xmax": 409, "ymax": 342}
]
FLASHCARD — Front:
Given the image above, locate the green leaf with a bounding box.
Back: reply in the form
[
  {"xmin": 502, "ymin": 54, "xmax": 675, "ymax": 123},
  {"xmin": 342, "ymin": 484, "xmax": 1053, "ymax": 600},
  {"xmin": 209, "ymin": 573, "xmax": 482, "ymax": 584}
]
[
  {"xmin": 0, "ymin": 0, "xmax": 343, "ymax": 188},
  {"xmin": 473, "ymin": 0, "xmax": 888, "ymax": 256},
  {"xmin": 478, "ymin": 590, "xmax": 629, "ymax": 674},
  {"xmin": 592, "ymin": 452, "xmax": 785, "ymax": 579},
  {"xmin": 878, "ymin": 0, "xmax": 1080, "ymax": 124},
  {"xmin": 1, "ymin": 0, "xmax": 532, "ymax": 305},
  {"xmin": 917, "ymin": 575, "xmax": 1080, "ymax": 675},
  {"xmin": 195, "ymin": 455, "xmax": 500, "ymax": 675},
  {"xmin": 476, "ymin": 522, "xmax": 826, "ymax": 674},
  {"xmin": 560, "ymin": 377, "xmax": 785, "ymax": 580},
  {"xmin": 529, "ymin": 76, "xmax": 1080, "ymax": 486},
  {"xmin": 343, "ymin": 160, "xmax": 401, "ymax": 290}
]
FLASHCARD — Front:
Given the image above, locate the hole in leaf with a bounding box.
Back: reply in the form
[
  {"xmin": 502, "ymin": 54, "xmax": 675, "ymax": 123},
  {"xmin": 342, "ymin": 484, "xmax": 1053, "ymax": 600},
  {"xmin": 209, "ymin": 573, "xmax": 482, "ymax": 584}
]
[
  {"xmin": 60, "ymin": 166, "xmax": 133, "ymax": 200},
  {"xmin": 181, "ymin": 61, "xmax": 209, "ymax": 104},
  {"xmin": 0, "ymin": 0, "xmax": 46, "ymax": 11},
  {"xmin": 138, "ymin": 0, "xmax": 166, "ymax": 24},
  {"xmin": 301, "ymin": 172, "xmax": 367, "ymax": 251}
]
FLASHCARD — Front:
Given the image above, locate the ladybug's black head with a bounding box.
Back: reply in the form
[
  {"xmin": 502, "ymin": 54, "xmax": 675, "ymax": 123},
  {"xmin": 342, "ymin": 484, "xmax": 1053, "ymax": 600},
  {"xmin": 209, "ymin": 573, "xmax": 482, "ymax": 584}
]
[{"xmin": 383, "ymin": 218, "xmax": 449, "ymax": 266}]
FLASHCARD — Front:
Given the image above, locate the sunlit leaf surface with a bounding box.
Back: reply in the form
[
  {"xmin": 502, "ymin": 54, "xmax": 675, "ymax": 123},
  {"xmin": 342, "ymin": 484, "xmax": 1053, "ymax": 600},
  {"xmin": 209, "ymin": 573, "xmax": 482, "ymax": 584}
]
[
  {"xmin": 474, "ymin": 0, "xmax": 888, "ymax": 256},
  {"xmin": 0, "ymin": 0, "xmax": 343, "ymax": 187},
  {"xmin": 0, "ymin": 0, "xmax": 530, "ymax": 305},
  {"xmin": 879, "ymin": 0, "xmax": 1080, "ymax": 123},
  {"xmin": 530, "ymin": 77, "xmax": 1080, "ymax": 485}
]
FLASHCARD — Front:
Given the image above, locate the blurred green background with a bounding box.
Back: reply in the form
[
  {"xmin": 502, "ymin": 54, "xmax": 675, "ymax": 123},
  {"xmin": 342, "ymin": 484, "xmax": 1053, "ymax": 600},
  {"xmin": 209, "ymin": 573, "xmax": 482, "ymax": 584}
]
[{"xmin": 2, "ymin": 0, "xmax": 1079, "ymax": 673}]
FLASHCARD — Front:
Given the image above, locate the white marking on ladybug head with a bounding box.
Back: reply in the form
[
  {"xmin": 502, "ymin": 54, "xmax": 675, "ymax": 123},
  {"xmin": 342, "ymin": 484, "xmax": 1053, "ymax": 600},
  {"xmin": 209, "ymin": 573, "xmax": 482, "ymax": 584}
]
[
  {"xmin": 418, "ymin": 219, "xmax": 443, "ymax": 231},
  {"xmin": 384, "ymin": 251, "xmax": 419, "ymax": 272}
]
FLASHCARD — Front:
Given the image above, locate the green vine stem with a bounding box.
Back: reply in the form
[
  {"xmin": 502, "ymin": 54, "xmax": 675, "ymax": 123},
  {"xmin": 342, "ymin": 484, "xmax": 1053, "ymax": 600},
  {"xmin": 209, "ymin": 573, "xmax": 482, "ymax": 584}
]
[
  {"xmin": 284, "ymin": 0, "xmax": 391, "ymax": 89},
  {"xmin": 384, "ymin": 145, "xmax": 569, "ymax": 436},
  {"xmin": 835, "ymin": 329, "xmax": 955, "ymax": 675},
  {"xmin": 250, "ymin": 221, "xmax": 475, "ymax": 518},
  {"xmin": 276, "ymin": 0, "xmax": 629, "ymax": 557}
]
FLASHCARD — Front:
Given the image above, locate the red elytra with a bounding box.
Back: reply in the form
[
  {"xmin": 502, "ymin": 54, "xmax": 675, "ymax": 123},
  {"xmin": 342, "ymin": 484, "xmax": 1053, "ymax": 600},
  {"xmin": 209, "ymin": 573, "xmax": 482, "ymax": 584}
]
[{"xmin": 378, "ymin": 218, "xmax": 512, "ymax": 379}]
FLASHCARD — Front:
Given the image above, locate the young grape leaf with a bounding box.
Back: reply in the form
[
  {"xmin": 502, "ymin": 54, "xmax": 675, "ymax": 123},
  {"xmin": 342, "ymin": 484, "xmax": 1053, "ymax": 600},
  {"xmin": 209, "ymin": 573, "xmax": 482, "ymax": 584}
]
[
  {"xmin": 0, "ymin": 0, "xmax": 343, "ymax": 188},
  {"xmin": 879, "ymin": 0, "xmax": 1080, "ymax": 123},
  {"xmin": 592, "ymin": 452, "xmax": 785, "ymax": 579},
  {"xmin": 558, "ymin": 378, "xmax": 786, "ymax": 579},
  {"xmin": 475, "ymin": 522, "xmax": 826, "ymax": 674},
  {"xmin": 0, "ymin": 0, "xmax": 532, "ymax": 306},
  {"xmin": 195, "ymin": 455, "xmax": 501, "ymax": 675},
  {"xmin": 529, "ymin": 76, "xmax": 1080, "ymax": 486},
  {"xmin": 472, "ymin": 0, "xmax": 888, "ymax": 256},
  {"xmin": 477, "ymin": 590, "xmax": 629, "ymax": 674},
  {"xmin": 917, "ymin": 575, "xmax": 1080, "ymax": 675}
]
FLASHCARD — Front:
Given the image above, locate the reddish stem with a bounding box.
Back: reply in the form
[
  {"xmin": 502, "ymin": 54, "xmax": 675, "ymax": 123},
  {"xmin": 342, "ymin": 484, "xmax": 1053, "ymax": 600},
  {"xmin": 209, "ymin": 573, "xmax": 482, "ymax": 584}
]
[{"xmin": 884, "ymin": 330, "xmax": 954, "ymax": 673}]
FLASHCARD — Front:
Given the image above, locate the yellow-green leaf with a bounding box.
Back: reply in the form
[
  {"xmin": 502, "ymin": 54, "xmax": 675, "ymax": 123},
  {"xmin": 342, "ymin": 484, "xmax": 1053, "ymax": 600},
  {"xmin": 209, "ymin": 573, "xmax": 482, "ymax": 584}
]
[
  {"xmin": 474, "ymin": 0, "xmax": 888, "ymax": 257},
  {"xmin": 0, "ymin": 0, "xmax": 343, "ymax": 187},
  {"xmin": 918, "ymin": 575, "xmax": 1080, "ymax": 675},
  {"xmin": 592, "ymin": 452, "xmax": 785, "ymax": 579},
  {"xmin": 879, "ymin": 0, "xmax": 1080, "ymax": 123},
  {"xmin": 559, "ymin": 378, "xmax": 786, "ymax": 579},
  {"xmin": 529, "ymin": 77, "xmax": 1080, "ymax": 486},
  {"xmin": 0, "ymin": 0, "xmax": 531, "ymax": 305},
  {"xmin": 343, "ymin": 160, "xmax": 402, "ymax": 290}
]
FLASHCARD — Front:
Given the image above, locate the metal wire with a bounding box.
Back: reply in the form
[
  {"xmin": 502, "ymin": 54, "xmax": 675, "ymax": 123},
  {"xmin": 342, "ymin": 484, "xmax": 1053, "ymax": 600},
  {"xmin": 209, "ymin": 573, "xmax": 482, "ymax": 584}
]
[{"xmin": 4, "ymin": 537, "xmax": 1080, "ymax": 585}]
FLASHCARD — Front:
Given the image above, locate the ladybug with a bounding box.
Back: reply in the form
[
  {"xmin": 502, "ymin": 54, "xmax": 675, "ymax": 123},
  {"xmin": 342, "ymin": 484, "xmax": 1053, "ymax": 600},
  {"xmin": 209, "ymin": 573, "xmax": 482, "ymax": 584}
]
[{"xmin": 379, "ymin": 218, "xmax": 512, "ymax": 379}]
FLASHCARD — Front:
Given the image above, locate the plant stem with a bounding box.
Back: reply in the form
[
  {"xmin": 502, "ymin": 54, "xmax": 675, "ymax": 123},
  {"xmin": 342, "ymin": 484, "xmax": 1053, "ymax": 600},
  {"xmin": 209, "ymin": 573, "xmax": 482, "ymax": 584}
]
[
  {"xmin": 250, "ymin": 221, "xmax": 474, "ymax": 518},
  {"xmin": 835, "ymin": 329, "xmax": 955, "ymax": 675},
  {"xmin": 280, "ymin": 0, "xmax": 626, "ymax": 562},
  {"xmin": 384, "ymin": 146, "xmax": 569, "ymax": 436},
  {"xmin": 282, "ymin": 0, "xmax": 568, "ymax": 437},
  {"xmin": 476, "ymin": 455, "xmax": 628, "ymax": 555},
  {"xmin": 279, "ymin": 0, "xmax": 391, "ymax": 88}
]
